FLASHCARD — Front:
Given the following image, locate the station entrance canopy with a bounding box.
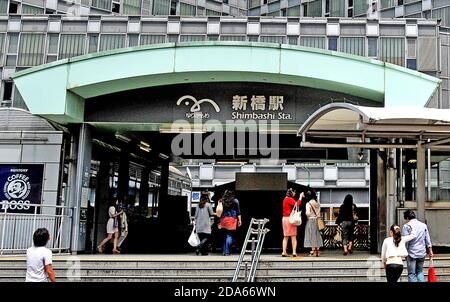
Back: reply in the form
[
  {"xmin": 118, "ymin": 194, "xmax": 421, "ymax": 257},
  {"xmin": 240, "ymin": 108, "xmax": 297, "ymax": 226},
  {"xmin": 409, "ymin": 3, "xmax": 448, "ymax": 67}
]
[
  {"xmin": 12, "ymin": 42, "xmax": 441, "ymax": 130},
  {"xmin": 297, "ymin": 102, "xmax": 450, "ymax": 225}
]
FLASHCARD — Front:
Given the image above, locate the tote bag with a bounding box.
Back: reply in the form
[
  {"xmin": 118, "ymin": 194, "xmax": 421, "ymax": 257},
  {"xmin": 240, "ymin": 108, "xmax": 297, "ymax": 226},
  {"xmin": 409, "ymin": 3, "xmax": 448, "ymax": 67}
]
[
  {"xmin": 289, "ymin": 204, "xmax": 302, "ymax": 226},
  {"xmin": 188, "ymin": 226, "xmax": 200, "ymax": 247},
  {"xmin": 310, "ymin": 202, "xmax": 325, "ymax": 231}
]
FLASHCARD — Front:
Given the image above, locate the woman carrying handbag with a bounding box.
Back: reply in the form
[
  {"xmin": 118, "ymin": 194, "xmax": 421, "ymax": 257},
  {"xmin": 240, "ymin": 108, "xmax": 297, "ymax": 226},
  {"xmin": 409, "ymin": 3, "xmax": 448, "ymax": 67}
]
[{"xmin": 281, "ymin": 189, "xmax": 303, "ymax": 257}]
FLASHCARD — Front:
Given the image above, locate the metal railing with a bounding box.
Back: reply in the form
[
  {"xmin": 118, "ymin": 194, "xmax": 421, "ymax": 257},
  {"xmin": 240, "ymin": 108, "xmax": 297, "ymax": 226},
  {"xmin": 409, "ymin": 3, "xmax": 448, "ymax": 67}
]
[{"xmin": 0, "ymin": 201, "xmax": 73, "ymax": 255}]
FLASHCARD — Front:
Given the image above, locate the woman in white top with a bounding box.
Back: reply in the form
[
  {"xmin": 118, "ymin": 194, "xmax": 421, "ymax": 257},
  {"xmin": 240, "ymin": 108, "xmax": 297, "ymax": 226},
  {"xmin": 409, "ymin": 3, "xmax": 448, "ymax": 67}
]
[
  {"xmin": 304, "ymin": 191, "xmax": 323, "ymax": 257},
  {"xmin": 97, "ymin": 200, "xmax": 123, "ymax": 254},
  {"xmin": 381, "ymin": 223, "xmax": 416, "ymax": 283}
]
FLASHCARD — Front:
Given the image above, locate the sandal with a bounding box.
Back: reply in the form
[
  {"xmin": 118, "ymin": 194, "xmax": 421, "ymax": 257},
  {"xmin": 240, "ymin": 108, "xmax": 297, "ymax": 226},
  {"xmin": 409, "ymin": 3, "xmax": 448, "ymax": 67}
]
[
  {"xmin": 96, "ymin": 246, "xmax": 103, "ymax": 254},
  {"xmin": 309, "ymin": 251, "xmax": 315, "ymax": 256},
  {"xmin": 113, "ymin": 249, "xmax": 120, "ymax": 254}
]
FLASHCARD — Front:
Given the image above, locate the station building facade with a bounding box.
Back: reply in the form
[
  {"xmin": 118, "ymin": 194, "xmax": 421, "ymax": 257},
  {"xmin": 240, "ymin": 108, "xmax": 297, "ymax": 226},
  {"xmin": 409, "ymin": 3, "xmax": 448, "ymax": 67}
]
[{"xmin": 0, "ymin": 2, "xmax": 449, "ymax": 254}]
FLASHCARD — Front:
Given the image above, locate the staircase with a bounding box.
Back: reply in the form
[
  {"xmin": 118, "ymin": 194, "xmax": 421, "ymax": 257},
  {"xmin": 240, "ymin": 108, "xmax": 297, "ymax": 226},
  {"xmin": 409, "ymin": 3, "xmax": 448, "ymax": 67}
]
[{"xmin": 1, "ymin": 253, "xmax": 449, "ymax": 282}]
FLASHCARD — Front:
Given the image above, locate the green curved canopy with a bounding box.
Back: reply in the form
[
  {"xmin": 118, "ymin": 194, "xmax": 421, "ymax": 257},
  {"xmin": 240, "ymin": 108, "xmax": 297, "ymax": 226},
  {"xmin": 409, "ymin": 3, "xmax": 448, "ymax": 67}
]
[{"xmin": 12, "ymin": 42, "xmax": 441, "ymax": 124}]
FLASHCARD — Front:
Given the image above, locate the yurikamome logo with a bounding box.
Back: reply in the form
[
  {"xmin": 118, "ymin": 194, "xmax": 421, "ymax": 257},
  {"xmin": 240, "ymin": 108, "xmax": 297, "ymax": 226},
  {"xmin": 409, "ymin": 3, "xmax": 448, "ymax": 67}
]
[{"xmin": 177, "ymin": 95, "xmax": 221, "ymax": 119}]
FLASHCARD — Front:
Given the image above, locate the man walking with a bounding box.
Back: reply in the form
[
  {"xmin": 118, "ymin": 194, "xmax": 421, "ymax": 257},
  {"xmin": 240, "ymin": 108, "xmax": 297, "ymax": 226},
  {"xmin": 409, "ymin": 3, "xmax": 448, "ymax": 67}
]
[{"xmin": 402, "ymin": 209, "xmax": 433, "ymax": 282}]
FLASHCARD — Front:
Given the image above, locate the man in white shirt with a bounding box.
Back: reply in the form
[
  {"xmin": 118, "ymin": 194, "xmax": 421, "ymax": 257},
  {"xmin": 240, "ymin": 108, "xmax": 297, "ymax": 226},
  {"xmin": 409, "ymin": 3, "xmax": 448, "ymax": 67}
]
[{"xmin": 26, "ymin": 228, "xmax": 56, "ymax": 282}]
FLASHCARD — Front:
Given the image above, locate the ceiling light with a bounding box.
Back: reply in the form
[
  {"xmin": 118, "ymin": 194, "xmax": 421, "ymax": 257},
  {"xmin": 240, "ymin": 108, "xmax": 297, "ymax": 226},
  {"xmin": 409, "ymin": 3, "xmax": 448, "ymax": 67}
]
[{"xmin": 115, "ymin": 132, "xmax": 131, "ymax": 143}]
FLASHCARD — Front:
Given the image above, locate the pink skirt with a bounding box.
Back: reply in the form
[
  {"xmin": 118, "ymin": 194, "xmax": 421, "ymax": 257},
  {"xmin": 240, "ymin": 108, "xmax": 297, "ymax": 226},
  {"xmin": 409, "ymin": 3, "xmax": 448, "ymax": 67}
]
[{"xmin": 282, "ymin": 217, "xmax": 297, "ymax": 237}]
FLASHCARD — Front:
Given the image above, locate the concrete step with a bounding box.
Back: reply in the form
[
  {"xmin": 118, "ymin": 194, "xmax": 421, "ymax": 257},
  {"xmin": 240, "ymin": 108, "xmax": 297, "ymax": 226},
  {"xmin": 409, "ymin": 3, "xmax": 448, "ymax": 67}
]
[
  {"xmin": 2, "ymin": 254, "xmax": 449, "ymax": 282},
  {"xmin": 2, "ymin": 273, "xmax": 449, "ymax": 282}
]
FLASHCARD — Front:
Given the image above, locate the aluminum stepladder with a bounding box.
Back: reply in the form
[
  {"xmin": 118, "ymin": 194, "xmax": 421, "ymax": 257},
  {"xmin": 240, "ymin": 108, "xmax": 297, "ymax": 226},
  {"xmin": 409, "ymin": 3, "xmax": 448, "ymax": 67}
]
[{"xmin": 232, "ymin": 218, "xmax": 270, "ymax": 282}]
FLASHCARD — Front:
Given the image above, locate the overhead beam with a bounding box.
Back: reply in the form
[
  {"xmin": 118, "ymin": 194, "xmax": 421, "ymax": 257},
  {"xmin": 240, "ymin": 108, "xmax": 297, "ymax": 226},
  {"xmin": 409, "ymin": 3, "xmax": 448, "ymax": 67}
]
[
  {"xmin": 361, "ymin": 123, "xmax": 450, "ymax": 133},
  {"xmin": 300, "ymin": 142, "xmax": 417, "ymax": 149},
  {"xmin": 423, "ymin": 137, "xmax": 450, "ymax": 148}
]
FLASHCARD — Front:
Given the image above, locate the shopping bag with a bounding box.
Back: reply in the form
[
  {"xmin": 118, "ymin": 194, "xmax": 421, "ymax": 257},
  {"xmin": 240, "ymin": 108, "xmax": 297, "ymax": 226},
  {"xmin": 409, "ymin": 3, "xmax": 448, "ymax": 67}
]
[
  {"xmin": 289, "ymin": 204, "xmax": 302, "ymax": 226},
  {"xmin": 428, "ymin": 258, "xmax": 438, "ymax": 282},
  {"xmin": 188, "ymin": 226, "xmax": 200, "ymax": 247}
]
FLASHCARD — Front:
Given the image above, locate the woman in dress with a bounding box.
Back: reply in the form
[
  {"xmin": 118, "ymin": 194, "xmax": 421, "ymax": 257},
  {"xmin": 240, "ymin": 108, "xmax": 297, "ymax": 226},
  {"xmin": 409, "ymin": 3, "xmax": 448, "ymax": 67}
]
[
  {"xmin": 281, "ymin": 188, "xmax": 302, "ymax": 257},
  {"xmin": 304, "ymin": 190, "xmax": 323, "ymax": 256},
  {"xmin": 97, "ymin": 200, "xmax": 123, "ymax": 254}
]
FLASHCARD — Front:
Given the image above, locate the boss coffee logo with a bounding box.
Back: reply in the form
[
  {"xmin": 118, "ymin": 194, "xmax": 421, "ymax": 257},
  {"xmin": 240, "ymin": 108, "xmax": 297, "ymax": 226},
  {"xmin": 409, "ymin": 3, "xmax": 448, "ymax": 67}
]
[{"xmin": 0, "ymin": 165, "xmax": 44, "ymax": 213}]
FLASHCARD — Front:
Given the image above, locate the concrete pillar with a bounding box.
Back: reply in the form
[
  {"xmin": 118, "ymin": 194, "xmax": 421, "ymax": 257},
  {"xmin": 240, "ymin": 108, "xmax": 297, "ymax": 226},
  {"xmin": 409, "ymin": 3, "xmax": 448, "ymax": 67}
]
[
  {"xmin": 405, "ymin": 149, "xmax": 413, "ymax": 201},
  {"xmin": 377, "ymin": 149, "xmax": 387, "ymax": 251},
  {"xmin": 139, "ymin": 166, "xmax": 150, "ymax": 211},
  {"xmin": 94, "ymin": 157, "xmax": 111, "ymax": 250},
  {"xmin": 117, "ymin": 150, "xmax": 129, "ymax": 202},
  {"xmin": 386, "ymin": 147, "xmax": 397, "ymax": 228},
  {"xmin": 69, "ymin": 124, "xmax": 92, "ymax": 253},
  {"xmin": 416, "ymin": 142, "xmax": 426, "ymax": 222},
  {"xmin": 369, "ymin": 149, "xmax": 378, "ymax": 254},
  {"xmin": 158, "ymin": 157, "xmax": 170, "ymax": 221}
]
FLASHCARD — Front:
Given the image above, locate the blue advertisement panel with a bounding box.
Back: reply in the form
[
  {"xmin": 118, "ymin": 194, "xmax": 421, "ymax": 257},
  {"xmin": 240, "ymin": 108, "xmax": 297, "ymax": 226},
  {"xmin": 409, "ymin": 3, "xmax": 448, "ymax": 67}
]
[{"xmin": 0, "ymin": 164, "xmax": 44, "ymax": 213}]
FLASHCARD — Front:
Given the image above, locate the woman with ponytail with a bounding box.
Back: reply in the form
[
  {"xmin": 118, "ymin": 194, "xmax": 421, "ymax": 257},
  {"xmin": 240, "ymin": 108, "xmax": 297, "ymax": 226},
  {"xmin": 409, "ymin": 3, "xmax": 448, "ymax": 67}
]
[{"xmin": 381, "ymin": 223, "xmax": 417, "ymax": 282}]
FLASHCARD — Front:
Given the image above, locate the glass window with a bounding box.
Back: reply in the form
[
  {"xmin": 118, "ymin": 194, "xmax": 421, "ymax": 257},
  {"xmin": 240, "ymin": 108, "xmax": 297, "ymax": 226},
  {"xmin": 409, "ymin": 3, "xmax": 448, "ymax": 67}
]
[
  {"xmin": 407, "ymin": 39, "xmax": 416, "ymax": 58},
  {"xmin": 306, "ymin": 0, "xmax": 321, "ymax": 17},
  {"xmin": 353, "ymin": 0, "xmax": 368, "ymax": 16},
  {"xmin": 0, "ymin": 34, "xmax": 5, "ymax": 63},
  {"xmin": 59, "ymin": 34, "xmax": 85, "ymax": 59},
  {"xmin": 21, "ymin": 4, "xmax": 45, "ymax": 14},
  {"xmin": 99, "ymin": 34, "xmax": 125, "ymax": 51},
  {"xmin": 88, "ymin": 35, "xmax": 98, "ymax": 53},
  {"xmin": 328, "ymin": 37, "xmax": 338, "ymax": 51},
  {"xmin": 379, "ymin": 37, "xmax": 405, "ymax": 66},
  {"xmin": 0, "ymin": 0, "xmax": 8, "ymax": 14},
  {"xmin": 432, "ymin": 7, "xmax": 450, "ymax": 28},
  {"xmin": 260, "ymin": 36, "xmax": 285, "ymax": 44},
  {"xmin": 300, "ymin": 36, "xmax": 326, "ymax": 49},
  {"xmin": 340, "ymin": 37, "xmax": 365, "ymax": 56},
  {"xmin": 288, "ymin": 36, "xmax": 298, "ymax": 45},
  {"xmin": 47, "ymin": 34, "xmax": 59, "ymax": 55},
  {"xmin": 249, "ymin": 0, "xmax": 259, "ymax": 8},
  {"xmin": 91, "ymin": 0, "xmax": 112, "ymax": 10},
  {"xmin": 368, "ymin": 38, "xmax": 377, "ymax": 57},
  {"xmin": 140, "ymin": 35, "xmax": 166, "ymax": 45},
  {"xmin": 17, "ymin": 34, "xmax": 46, "ymax": 67},
  {"xmin": 206, "ymin": 9, "xmax": 221, "ymax": 16},
  {"xmin": 180, "ymin": 2, "xmax": 196, "ymax": 16},
  {"xmin": 220, "ymin": 35, "xmax": 246, "ymax": 41},
  {"xmin": 330, "ymin": 0, "xmax": 345, "ymax": 17},
  {"xmin": 380, "ymin": 0, "xmax": 395, "ymax": 9},
  {"xmin": 123, "ymin": 0, "xmax": 141, "ymax": 14},
  {"xmin": 128, "ymin": 34, "xmax": 139, "ymax": 47},
  {"xmin": 153, "ymin": 0, "xmax": 170, "ymax": 15},
  {"xmin": 179, "ymin": 35, "xmax": 206, "ymax": 42},
  {"xmin": 287, "ymin": 5, "xmax": 300, "ymax": 17},
  {"xmin": 406, "ymin": 59, "xmax": 416, "ymax": 70},
  {"xmin": 8, "ymin": 33, "xmax": 19, "ymax": 53}
]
